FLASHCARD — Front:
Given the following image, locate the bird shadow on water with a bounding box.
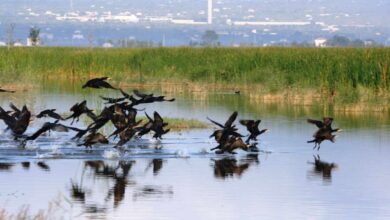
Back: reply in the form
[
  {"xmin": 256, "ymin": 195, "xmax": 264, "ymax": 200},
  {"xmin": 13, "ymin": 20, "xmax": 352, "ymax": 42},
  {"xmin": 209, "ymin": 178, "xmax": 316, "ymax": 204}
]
[
  {"xmin": 307, "ymin": 155, "xmax": 338, "ymax": 184},
  {"xmin": 68, "ymin": 159, "xmax": 174, "ymax": 218},
  {"xmin": 211, "ymin": 154, "xmax": 260, "ymax": 180}
]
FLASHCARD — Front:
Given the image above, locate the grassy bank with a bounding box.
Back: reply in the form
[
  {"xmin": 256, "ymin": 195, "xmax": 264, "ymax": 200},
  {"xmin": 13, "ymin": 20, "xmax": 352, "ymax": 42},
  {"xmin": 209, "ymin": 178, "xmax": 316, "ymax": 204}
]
[{"xmin": 0, "ymin": 47, "xmax": 389, "ymax": 104}]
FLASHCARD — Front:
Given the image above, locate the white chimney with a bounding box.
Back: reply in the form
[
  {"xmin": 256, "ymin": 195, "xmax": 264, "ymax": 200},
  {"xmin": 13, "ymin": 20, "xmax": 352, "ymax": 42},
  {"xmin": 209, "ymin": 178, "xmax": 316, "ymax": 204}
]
[{"xmin": 208, "ymin": 0, "xmax": 213, "ymax": 24}]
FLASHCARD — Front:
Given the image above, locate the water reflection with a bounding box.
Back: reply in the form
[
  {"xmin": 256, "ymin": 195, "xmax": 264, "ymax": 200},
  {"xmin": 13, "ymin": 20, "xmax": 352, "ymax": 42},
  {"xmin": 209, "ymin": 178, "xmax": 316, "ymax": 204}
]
[
  {"xmin": 0, "ymin": 162, "xmax": 15, "ymax": 171},
  {"xmin": 70, "ymin": 180, "xmax": 86, "ymax": 203},
  {"xmin": 36, "ymin": 161, "xmax": 50, "ymax": 171},
  {"xmin": 145, "ymin": 159, "xmax": 165, "ymax": 176},
  {"xmin": 133, "ymin": 185, "xmax": 174, "ymax": 201},
  {"xmin": 21, "ymin": 161, "xmax": 30, "ymax": 169},
  {"xmin": 308, "ymin": 155, "xmax": 338, "ymax": 182},
  {"xmin": 211, "ymin": 154, "xmax": 259, "ymax": 179}
]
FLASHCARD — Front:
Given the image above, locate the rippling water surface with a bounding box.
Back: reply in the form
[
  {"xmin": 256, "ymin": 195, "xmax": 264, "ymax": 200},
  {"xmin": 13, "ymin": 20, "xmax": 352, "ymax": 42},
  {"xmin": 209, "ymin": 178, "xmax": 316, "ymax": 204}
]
[{"xmin": 1, "ymin": 87, "xmax": 390, "ymax": 219}]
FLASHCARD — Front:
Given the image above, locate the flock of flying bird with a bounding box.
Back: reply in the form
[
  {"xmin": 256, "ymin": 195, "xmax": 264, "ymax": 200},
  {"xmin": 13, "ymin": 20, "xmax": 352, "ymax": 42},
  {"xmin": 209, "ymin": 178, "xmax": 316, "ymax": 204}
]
[{"xmin": 0, "ymin": 76, "xmax": 341, "ymax": 153}]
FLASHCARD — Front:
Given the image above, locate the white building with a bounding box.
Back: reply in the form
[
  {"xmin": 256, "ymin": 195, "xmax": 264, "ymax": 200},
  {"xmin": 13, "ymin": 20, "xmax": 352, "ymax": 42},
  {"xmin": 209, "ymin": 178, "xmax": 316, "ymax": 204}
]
[
  {"xmin": 314, "ymin": 38, "xmax": 327, "ymax": 47},
  {"xmin": 102, "ymin": 42, "xmax": 114, "ymax": 48},
  {"xmin": 27, "ymin": 37, "xmax": 41, "ymax": 46},
  {"xmin": 14, "ymin": 42, "xmax": 24, "ymax": 47}
]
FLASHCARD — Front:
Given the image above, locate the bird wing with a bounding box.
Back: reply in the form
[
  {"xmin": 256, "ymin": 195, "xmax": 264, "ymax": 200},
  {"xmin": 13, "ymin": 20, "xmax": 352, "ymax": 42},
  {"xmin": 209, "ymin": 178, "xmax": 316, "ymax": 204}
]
[
  {"xmin": 9, "ymin": 103, "xmax": 20, "ymax": 114},
  {"xmin": 224, "ymin": 111, "xmax": 238, "ymax": 128},
  {"xmin": 153, "ymin": 111, "xmax": 164, "ymax": 125},
  {"xmin": 307, "ymin": 119, "xmax": 324, "ymax": 128},
  {"xmin": 27, "ymin": 124, "xmax": 50, "ymax": 140},
  {"xmin": 133, "ymin": 90, "xmax": 149, "ymax": 98},
  {"xmin": 48, "ymin": 111, "xmax": 64, "ymax": 120},
  {"xmin": 207, "ymin": 117, "xmax": 225, "ymax": 128},
  {"xmin": 120, "ymin": 89, "xmax": 131, "ymax": 99}
]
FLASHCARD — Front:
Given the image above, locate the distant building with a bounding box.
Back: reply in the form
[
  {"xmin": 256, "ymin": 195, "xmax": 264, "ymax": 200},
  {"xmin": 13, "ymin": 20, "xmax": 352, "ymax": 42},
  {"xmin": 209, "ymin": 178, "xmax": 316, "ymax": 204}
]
[
  {"xmin": 102, "ymin": 42, "xmax": 114, "ymax": 48},
  {"xmin": 14, "ymin": 42, "xmax": 24, "ymax": 47},
  {"xmin": 314, "ymin": 38, "xmax": 327, "ymax": 47},
  {"xmin": 26, "ymin": 37, "xmax": 41, "ymax": 46}
]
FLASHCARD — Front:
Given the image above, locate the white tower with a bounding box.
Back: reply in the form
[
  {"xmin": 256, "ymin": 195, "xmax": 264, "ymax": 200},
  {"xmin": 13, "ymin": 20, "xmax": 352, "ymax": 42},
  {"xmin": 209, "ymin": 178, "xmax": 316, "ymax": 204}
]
[{"xmin": 208, "ymin": 0, "xmax": 213, "ymax": 24}]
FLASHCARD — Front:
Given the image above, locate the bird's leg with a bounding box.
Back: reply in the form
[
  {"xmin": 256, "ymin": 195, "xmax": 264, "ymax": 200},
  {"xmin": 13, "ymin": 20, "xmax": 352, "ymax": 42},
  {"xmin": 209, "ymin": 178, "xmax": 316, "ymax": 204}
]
[
  {"xmin": 317, "ymin": 144, "xmax": 321, "ymax": 151},
  {"xmin": 313, "ymin": 143, "xmax": 317, "ymax": 150}
]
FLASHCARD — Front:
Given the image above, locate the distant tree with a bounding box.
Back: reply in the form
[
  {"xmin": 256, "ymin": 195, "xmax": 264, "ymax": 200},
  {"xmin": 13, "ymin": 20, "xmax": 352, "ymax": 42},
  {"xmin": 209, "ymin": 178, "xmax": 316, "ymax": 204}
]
[
  {"xmin": 328, "ymin": 35, "xmax": 350, "ymax": 47},
  {"xmin": 29, "ymin": 26, "xmax": 40, "ymax": 46},
  {"xmin": 202, "ymin": 30, "xmax": 219, "ymax": 46},
  {"xmin": 350, "ymin": 39, "xmax": 365, "ymax": 47}
]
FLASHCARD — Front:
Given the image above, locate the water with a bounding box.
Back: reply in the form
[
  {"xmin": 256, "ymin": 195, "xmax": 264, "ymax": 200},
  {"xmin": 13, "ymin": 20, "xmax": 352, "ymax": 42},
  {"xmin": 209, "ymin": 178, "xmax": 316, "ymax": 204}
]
[{"xmin": 1, "ymin": 87, "xmax": 390, "ymax": 219}]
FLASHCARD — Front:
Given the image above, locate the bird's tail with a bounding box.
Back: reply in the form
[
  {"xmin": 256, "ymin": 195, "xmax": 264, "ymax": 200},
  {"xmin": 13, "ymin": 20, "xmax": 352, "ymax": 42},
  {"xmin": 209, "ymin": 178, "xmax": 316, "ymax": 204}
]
[{"xmin": 307, "ymin": 139, "xmax": 316, "ymax": 143}]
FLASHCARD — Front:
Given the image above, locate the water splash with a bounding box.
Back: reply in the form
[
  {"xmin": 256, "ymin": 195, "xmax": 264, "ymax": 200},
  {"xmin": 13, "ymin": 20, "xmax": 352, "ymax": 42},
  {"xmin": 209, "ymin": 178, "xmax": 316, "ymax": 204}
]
[{"xmin": 102, "ymin": 149, "xmax": 122, "ymax": 159}]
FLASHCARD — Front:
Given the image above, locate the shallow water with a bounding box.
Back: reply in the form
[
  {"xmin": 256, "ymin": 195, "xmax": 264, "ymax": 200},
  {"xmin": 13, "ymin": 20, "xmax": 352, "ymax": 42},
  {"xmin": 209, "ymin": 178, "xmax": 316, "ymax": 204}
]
[{"xmin": 1, "ymin": 88, "xmax": 390, "ymax": 219}]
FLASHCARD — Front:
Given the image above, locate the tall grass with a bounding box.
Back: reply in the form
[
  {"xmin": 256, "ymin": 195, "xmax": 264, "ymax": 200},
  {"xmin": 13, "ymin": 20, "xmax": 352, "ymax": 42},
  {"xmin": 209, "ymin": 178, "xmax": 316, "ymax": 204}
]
[{"xmin": 0, "ymin": 47, "xmax": 389, "ymax": 103}]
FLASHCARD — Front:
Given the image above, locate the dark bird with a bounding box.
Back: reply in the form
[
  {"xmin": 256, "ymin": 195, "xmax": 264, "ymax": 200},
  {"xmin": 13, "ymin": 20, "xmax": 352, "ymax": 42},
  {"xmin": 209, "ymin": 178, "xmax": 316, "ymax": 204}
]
[
  {"xmin": 36, "ymin": 109, "xmax": 64, "ymax": 120},
  {"xmin": 82, "ymin": 77, "xmax": 117, "ymax": 90},
  {"xmin": 0, "ymin": 105, "xmax": 31, "ymax": 139},
  {"xmin": 87, "ymin": 107, "xmax": 113, "ymax": 133},
  {"xmin": 115, "ymin": 126, "xmax": 142, "ymax": 147},
  {"xmin": 26, "ymin": 120, "xmax": 79, "ymax": 141},
  {"xmin": 110, "ymin": 119, "xmax": 143, "ymax": 140},
  {"xmin": 150, "ymin": 111, "xmax": 170, "ymax": 139},
  {"xmin": 0, "ymin": 87, "xmax": 15, "ymax": 93},
  {"xmin": 65, "ymin": 100, "xmax": 96, "ymax": 124},
  {"xmin": 78, "ymin": 132, "xmax": 109, "ymax": 148},
  {"xmin": 100, "ymin": 96, "xmax": 126, "ymax": 104},
  {"xmin": 130, "ymin": 90, "xmax": 175, "ymax": 105},
  {"xmin": 133, "ymin": 89, "xmax": 154, "ymax": 99},
  {"xmin": 214, "ymin": 136, "xmax": 251, "ymax": 154},
  {"xmin": 111, "ymin": 104, "xmax": 127, "ymax": 130},
  {"xmin": 208, "ymin": 111, "xmax": 244, "ymax": 152},
  {"xmin": 239, "ymin": 119, "xmax": 268, "ymax": 143},
  {"xmin": 307, "ymin": 117, "xmax": 342, "ymax": 150}
]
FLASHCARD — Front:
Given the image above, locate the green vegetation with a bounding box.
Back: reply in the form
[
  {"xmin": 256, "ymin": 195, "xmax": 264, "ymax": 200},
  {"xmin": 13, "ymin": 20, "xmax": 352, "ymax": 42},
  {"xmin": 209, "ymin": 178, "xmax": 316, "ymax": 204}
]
[
  {"xmin": 137, "ymin": 117, "xmax": 209, "ymax": 131},
  {"xmin": 0, "ymin": 47, "xmax": 389, "ymax": 104},
  {"xmin": 164, "ymin": 118, "xmax": 209, "ymax": 130}
]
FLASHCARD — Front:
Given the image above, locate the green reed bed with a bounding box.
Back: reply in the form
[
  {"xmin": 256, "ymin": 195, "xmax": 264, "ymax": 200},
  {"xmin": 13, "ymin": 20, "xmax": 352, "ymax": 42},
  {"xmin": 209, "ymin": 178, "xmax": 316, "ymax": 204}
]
[{"xmin": 0, "ymin": 47, "xmax": 389, "ymax": 104}]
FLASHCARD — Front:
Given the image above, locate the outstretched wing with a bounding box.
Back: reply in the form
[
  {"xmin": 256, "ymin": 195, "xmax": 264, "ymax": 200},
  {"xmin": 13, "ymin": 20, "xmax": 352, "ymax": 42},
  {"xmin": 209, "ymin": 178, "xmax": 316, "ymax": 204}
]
[
  {"xmin": 133, "ymin": 90, "xmax": 148, "ymax": 98},
  {"xmin": 207, "ymin": 117, "xmax": 225, "ymax": 128},
  {"xmin": 307, "ymin": 119, "xmax": 324, "ymax": 128},
  {"xmin": 224, "ymin": 111, "xmax": 238, "ymax": 128},
  {"xmin": 153, "ymin": 111, "xmax": 164, "ymax": 125}
]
